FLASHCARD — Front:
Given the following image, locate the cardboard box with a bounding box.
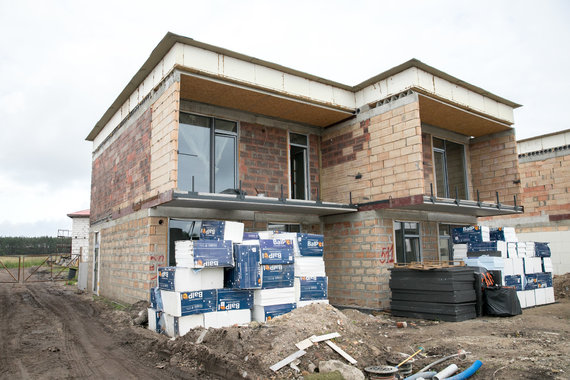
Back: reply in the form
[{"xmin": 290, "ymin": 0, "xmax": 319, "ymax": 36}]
[
  {"xmin": 199, "ymin": 220, "xmax": 244, "ymax": 243},
  {"xmin": 160, "ymin": 289, "xmax": 217, "ymax": 317},
  {"xmin": 158, "ymin": 267, "xmax": 224, "ymax": 292}
]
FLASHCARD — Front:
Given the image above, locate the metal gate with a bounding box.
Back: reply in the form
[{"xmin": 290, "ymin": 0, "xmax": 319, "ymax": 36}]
[{"xmin": 0, "ymin": 254, "xmax": 80, "ymax": 283}]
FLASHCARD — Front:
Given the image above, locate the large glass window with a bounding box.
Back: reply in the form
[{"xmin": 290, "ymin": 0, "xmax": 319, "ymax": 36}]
[
  {"xmin": 168, "ymin": 219, "xmax": 202, "ymax": 266},
  {"xmin": 289, "ymin": 133, "xmax": 309, "ymax": 200},
  {"xmin": 432, "ymin": 137, "xmax": 467, "ymax": 199},
  {"xmin": 394, "ymin": 221, "xmax": 421, "ymax": 263},
  {"xmin": 178, "ymin": 113, "xmax": 237, "ymax": 193}
]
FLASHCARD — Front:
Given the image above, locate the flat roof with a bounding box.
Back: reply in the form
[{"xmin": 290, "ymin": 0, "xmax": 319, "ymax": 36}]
[{"xmin": 88, "ymin": 32, "xmax": 521, "ymax": 142}]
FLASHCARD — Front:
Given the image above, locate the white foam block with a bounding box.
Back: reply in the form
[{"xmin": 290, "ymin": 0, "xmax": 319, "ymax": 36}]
[
  {"xmin": 524, "ymin": 257, "xmax": 542, "ymax": 274},
  {"xmin": 160, "ymin": 267, "xmax": 224, "ymax": 291},
  {"xmin": 542, "ymin": 257, "xmax": 553, "ymax": 272},
  {"xmin": 544, "ymin": 287, "xmax": 555, "ymax": 304},
  {"xmin": 148, "ymin": 308, "xmax": 159, "ymax": 332},
  {"xmin": 516, "ymin": 291, "xmax": 526, "ymax": 309},
  {"xmin": 534, "ymin": 288, "xmax": 547, "ymax": 306},
  {"xmin": 254, "ymin": 287, "xmax": 295, "ymax": 306},
  {"xmin": 524, "ymin": 290, "xmax": 536, "ymax": 308},
  {"xmin": 163, "ymin": 313, "xmax": 203, "ymax": 337},
  {"xmin": 203, "ymin": 309, "xmax": 251, "ymax": 328},
  {"xmin": 294, "ymin": 257, "xmax": 326, "ymax": 277},
  {"xmin": 512, "ymin": 258, "xmax": 524, "ymax": 276},
  {"xmin": 502, "ymin": 258, "xmax": 514, "ymax": 276},
  {"xmin": 223, "ymin": 221, "xmax": 245, "ymax": 244},
  {"xmin": 297, "ymin": 300, "xmax": 329, "ymax": 308}
]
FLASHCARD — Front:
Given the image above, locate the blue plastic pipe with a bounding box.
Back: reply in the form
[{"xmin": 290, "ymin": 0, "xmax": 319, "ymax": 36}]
[
  {"xmin": 444, "ymin": 360, "xmax": 483, "ymax": 380},
  {"xmin": 404, "ymin": 371, "xmax": 437, "ymax": 379}
]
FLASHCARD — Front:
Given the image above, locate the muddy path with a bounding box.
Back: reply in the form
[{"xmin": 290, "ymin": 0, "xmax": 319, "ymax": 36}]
[{"xmin": 0, "ymin": 283, "xmax": 195, "ymax": 379}]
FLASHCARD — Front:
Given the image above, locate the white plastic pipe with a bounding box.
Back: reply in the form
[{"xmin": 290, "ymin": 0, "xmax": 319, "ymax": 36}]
[{"xmin": 434, "ymin": 364, "xmax": 459, "ymax": 380}]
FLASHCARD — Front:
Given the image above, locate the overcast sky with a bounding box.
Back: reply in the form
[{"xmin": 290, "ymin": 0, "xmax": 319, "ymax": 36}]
[{"xmin": 0, "ymin": 0, "xmax": 569, "ymax": 237}]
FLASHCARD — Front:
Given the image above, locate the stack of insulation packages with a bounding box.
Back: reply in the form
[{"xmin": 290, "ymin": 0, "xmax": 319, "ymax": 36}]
[
  {"xmin": 148, "ymin": 221, "xmax": 328, "ymax": 338},
  {"xmin": 452, "ymin": 226, "xmax": 555, "ymax": 309}
]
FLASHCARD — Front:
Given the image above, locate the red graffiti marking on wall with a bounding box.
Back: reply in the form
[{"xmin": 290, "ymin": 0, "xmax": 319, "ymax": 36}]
[{"xmin": 379, "ymin": 245, "xmax": 394, "ymax": 264}]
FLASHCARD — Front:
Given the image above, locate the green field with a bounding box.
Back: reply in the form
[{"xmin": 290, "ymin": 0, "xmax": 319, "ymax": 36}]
[{"xmin": 0, "ymin": 256, "xmax": 69, "ymax": 269}]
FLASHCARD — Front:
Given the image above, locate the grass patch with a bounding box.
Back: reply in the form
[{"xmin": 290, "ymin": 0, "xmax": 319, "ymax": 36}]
[
  {"xmin": 93, "ymin": 295, "xmax": 128, "ymax": 311},
  {"xmin": 0, "ymin": 255, "xmax": 72, "ymax": 269}
]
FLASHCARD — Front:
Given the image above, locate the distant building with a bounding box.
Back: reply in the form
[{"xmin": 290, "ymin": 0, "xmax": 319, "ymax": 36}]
[
  {"xmin": 67, "ymin": 209, "xmax": 90, "ymax": 261},
  {"xmin": 483, "ymin": 130, "xmax": 570, "ymax": 274}
]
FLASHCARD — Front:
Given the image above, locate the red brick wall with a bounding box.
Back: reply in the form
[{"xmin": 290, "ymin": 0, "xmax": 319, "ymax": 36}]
[
  {"xmin": 239, "ymin": 122, "xmax": 320, "ymax": 199},
  {"xmin": 321, "ymin": 119, "xmax": 370, "ymax": 168},
  {"xmin": 239, "ymin": 122, "xmax": 288, "ymax": 198},
  {"xmin": 519, "ymin": 154, "xmax": 570, "ymax": 217},
  {"xmin": 469, "ymin": 130, "xmax": 522, "ymax": 204},
  {"xmin": 323, "ymin": 212, "xmax": 394, "ymax": 310},
  {"xmin": 91, "ymin": 109, "xmax": 151, "ymax": 224}
]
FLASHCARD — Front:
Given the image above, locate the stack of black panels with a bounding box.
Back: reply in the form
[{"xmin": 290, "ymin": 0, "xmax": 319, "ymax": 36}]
[{"xmin": 390, "ymin": 267, "xmax": 477, "ymax": 322}]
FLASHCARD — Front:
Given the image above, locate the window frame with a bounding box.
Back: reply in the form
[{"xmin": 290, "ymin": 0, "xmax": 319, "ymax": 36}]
[
  {"xmin": 289, "ymin": 132, "xmax": 310, "ymax": 200},
  {"xmin": 432, "ymin": 136, "xmax": 469, "ymax": 199},
  {"xmin": 394, "ymin": 221, "xmax": 422, "ymax": 264},
  {"xmin": 178, "ymin": 112, "xmax": 238, "ymax": 193}
]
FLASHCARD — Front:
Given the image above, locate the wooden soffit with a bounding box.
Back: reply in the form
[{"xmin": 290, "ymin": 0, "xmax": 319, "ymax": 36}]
[
  {"xmin": 418, "ymin": 93, "xmax": 512, "ymax": 138},
  {"xmin": 180, "ymin": 74, "xmax": 355, "ymax": 127}
]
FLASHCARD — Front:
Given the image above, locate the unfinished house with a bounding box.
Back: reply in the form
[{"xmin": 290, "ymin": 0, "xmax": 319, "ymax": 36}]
[
  {"xmin": 482, "ymin": 130, "xmax": 570, "ymax": 275},
  {"xmin": 86, "ymin": 32, "xmax": 523, "ymax": 308}
]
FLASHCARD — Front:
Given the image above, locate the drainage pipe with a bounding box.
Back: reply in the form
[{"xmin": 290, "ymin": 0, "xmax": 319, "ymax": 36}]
[
  {"xmin": 403, "ymin": 371, "xmax": 437, "ymax": 380},
  {"xmin": 433, "ymin": 364, "xmax": 458, "ymax": 380},
  {"xmin": 443, "ymin": 360, "xmax": 483, "ymax": 380},
  {"xmin": 419, "ymin": 350, "xmax": 469, "ymax": 373}
]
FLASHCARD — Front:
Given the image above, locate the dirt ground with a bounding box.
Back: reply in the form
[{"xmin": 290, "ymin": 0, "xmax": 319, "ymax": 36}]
[{"xmin": 1, "ymin": 275, "xmax": 569, "ymax": 380}]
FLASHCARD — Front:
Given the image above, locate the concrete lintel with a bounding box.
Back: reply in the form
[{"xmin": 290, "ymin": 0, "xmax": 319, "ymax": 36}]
[
  {"xmin": 470, "ymin": 128, "xmax": 515, "ymax": 144},
  {"xmin": 150, "ymin": 206, "xmax": 255, "ymax": 221},
  {"xmin": 253, "ymin": 212, "xmax": 321, "ymax": 225}
]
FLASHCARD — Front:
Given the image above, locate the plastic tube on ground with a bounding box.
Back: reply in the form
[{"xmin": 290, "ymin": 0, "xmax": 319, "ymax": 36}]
[
  {"xmin": 444, "ymin": 360, "xmax": 483, "ymax": 380},
  {"xmin": 434, "ymin": 363, "xmax": 459, "ymax": 380},
  {"xmin": 404, "ymin": 371, "xmax": 437, "ymax": 380}
]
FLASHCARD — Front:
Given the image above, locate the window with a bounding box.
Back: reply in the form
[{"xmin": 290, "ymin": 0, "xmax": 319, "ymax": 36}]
[
  {"xmin": 289, "ymin": 133, "xmax": 309, "ymax": 200},
  {"xmin": 267, "ymin": 222, "xmax": 301, "ymax": 233},
  {"xmin": 394, "ymin": 221, "xmax": 421, "ymax": 263},
  {"xmin": 168, "ymin": 219, "xmax": 202, "ymax": 266},
  {"xmin": 178, "ymin": 113, "xmax": 237, "ymax": 193},
  {"xmin": 433, "ymin": 137, "xmax": 467, "ymax": 199},
  {"xmin": 438, "ymin": 224, "xmax": 465, "ymax": 261}
]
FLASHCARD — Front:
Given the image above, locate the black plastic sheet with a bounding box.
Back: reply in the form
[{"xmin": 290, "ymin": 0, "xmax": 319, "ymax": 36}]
[{"xmin": 484, "ymin": 287, "xmax": 522, "ymax": 317}]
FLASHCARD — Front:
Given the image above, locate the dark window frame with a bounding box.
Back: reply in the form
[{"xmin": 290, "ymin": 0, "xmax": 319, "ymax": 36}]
[
  {"xmin": 178, "ymin": 112, "xmax": 238, "ymax": 193},
  {"xmin": 432, "ymin": 137, "xmax": 468, "ymax": 199},
  {"xmin": 289, "ymin": 132, "xmax": 310, "ymax": 200},
  {"xmin": 394, "ymin": 221, "xmax": 421, "ymax": 264}
]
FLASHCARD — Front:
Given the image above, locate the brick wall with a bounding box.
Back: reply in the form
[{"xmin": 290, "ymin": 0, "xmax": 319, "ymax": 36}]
[
  {"xmin": 321, "ymin": 101, "xmax": 423, "ymax": 204},
  {"xmin": 90, "ymin": 108, "xmax": 152, "ymax": 224},
  {"xmin": 151, "ymin": 81, "xmax": 180, "ymax": 195},
  {"xmin": 323, "ymin": 211, "xmax": 394, "ymax": 310},
  {"xmin": 519, "ymin": 154, "xmax": 570, "ymax": 217},
  {"xmin": 308, "ymin": 134, "xmax": 320, "ymax": 200},
  {"xmin": 469, "ymin": 130, "xmax": 522, "ymax": 204},
  {"xmin": 88, "ymin": 214, "xmax": 168, "ymax": 304},
  {"xmin": 421, "ymin": 221, "xmax": 439, "ymax": 261}
]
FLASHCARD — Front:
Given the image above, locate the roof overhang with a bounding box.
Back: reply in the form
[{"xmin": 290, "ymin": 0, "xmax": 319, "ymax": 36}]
[
  {"xmin": 417, "ymin": 93, "xmax": 513, "ymax": 138},
  {"xmin": 358, "ymin": 195, "xmax": 523, "ymax": 217},
  {"xmin": 179, "ymin": 73, "xmax": 355, "ymax": 127},
  {"xmin": 161, "ymin": 191, "xmax": 358, "ymax": 216}
]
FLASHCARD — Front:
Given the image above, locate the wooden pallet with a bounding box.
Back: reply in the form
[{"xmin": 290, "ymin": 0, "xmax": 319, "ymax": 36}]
[{"xmin": 394, "ymin": 260, "xmax": 465, "ymax": 270}]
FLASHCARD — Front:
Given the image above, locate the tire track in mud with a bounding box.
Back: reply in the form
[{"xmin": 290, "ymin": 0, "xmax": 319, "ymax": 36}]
[{"xmin": 0, "ymin": 285, "xmax": 21, "ymax": 377}]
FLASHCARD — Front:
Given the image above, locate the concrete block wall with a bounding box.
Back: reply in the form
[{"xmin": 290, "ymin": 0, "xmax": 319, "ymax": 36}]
[
  {"xmin": 88, "ymin": 213, "xmax": 168, "ymax": 304},
  {"xmin": 422, "ymin": 133, "xmax": 435, "ymax": 194},
  {"xmin": 421, "ymin": 221, "xmax": 439, "ymax": 261},
  {"xmin": 323, "ymin": 211, "xmax": 394, "ymax": 310},
  {"xmin": 321, "ymin": 101, "xmax": 423, "ymax": 204},
  {"xmin": 90, "ymin": 108, "xmax": 152, "ymax": 224},
  {"xmin": 150, "ymin": 81, "xmax": 180, "ymax": 195},
  {"xmin": 469, "ymin": 130, "xmax": 522, "ymax": 204}
]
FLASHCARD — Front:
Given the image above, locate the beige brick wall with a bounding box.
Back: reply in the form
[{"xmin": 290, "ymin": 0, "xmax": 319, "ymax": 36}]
[
  {"xmin": 421, "ymin": 221, "xmax": 439, "ymax": 261},
  {"xmin": 470, "ymin": 130, "xmax": 522, "ymax": 204},
  {"xmin": 322, "ymin": 101, "xmax": 423, "ymax": 204},
  {"xmin": 323, "ymin": 211, "xmax": 394, "ymax": 310},
  {"xmin": 150, "ymin": 81, "xmax": 180, "ymax": 194},
  {"xmin": 88, "ymin": 214, "xmax": 168, "ymax": 305}
]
